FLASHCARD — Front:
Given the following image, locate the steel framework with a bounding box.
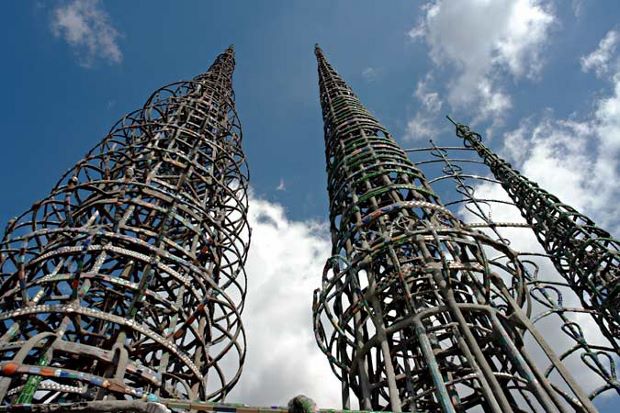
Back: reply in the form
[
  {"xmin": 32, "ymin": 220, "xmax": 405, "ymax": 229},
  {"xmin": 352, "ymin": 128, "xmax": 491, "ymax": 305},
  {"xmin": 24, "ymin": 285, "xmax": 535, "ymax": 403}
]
[
  {"xmin": 406, "ymin": 142, "xmax": 620, "ymax": 403},
  {"xmin": 312, "ymin": 45, "xmax": 595, "ymax": 412},
  {"xmin": 0, "ymin": 46, "xmax": 249, "ymax": 405},
  {"xmin": 450, "ymin": 120, "xmax": 619, "ymax": 346}
]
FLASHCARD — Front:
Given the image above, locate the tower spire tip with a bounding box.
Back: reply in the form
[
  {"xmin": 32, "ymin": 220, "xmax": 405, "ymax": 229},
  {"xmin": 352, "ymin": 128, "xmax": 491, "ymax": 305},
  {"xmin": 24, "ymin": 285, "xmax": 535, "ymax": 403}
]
[{"xmin": 314, "ymin": 43, "xmax": 323, "ymax": 57}]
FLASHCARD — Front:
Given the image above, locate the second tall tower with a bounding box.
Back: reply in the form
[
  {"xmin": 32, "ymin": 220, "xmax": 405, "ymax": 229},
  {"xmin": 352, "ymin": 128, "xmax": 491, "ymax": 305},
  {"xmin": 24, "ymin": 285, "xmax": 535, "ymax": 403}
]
[{"xmin": 312, "ymin": 45, "xmax": 594, "ymax": 413}]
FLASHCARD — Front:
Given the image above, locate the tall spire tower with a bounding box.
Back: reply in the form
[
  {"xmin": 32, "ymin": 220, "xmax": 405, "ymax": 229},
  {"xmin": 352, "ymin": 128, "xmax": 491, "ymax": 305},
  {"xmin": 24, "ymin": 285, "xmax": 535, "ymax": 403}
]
[
  {"xmin": 312, "ymin": 45, "xmax": 595, "ymax": 412},
  {"xmin": 0, "ymin": 47, "xmax": 249, "ymax": 406},
  {"xmin": 451, "ymin": 120, "xmax": 619, "ymax": 347}
]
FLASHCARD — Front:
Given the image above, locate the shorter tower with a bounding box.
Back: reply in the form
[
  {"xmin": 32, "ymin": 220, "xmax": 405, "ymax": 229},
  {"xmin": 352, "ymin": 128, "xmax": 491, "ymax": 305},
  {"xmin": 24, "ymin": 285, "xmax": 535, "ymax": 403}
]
[
  {"xmin": 312, "ymin": 45, "xmax": 595, "ymax": 413},
  {"xmin": 0, "ymin": 47, "xmax": 249, "ymax": 405},
  {"xmin": 406, "ymin": 139, "xmax": 620, "ymax": 402},
  {"xmin": 451, "ymin": 119, "xmax": 619, "ymax": 345}
]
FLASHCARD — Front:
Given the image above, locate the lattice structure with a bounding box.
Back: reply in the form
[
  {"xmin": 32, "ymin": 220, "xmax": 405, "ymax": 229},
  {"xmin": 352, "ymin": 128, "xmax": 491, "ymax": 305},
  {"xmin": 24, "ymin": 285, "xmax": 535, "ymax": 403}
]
[
  {"xmin": 451, "ymin": 120, "xmax": 620, "ymax": 346},
  {"xmin": 0, "ymin": 46, "xmax": 249, "ymax": 405},
  {"xmin": 406, "ymin": 142, "xmax": 620, "ymax": 404},
  {"xmin": 312, "ymin": 45, "xmax": 595, "ymax": 413}
]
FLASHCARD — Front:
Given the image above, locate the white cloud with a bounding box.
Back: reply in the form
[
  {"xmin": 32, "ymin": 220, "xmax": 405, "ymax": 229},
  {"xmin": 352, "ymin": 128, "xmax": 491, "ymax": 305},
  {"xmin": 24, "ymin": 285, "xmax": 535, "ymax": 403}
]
[
  {"xmin": 415, "ymin": 74, "xmax": 443, "ymax": 113},
  {"xmin": 407, "ymin": 23, "xmax": 426, "ymax": 41},
  {"xmin": 476, "ymin": 78, "xmax": 512, "ymax": 121},
  {"xmin": 361, "ymin": 67, "xmax": 381, "ymax": 82},
  {"xmin": 405, "ymin": 112, "xmax": 438, "ymax": 141},
  {"xmin": 497, "ymin": 71, "xmax": 620, "ymax": 232},
  {"xmin": 571, "ymin": 0, "xmax": 585, "ymax": 18},
  {"xmin": 409, "ymin": 0, "xmax": 554, "ymax": 121},
  {"xmin": 227, "ymin": 196, "xmax": 340, "ymax": 407},
  {"xmin": 405, "ymin": 112, "xmax": 437, "ymax": 141},
  {"xmin": 405, "ymin": 74, "xmax": 443, "ymax": 141},
  {"xmin": 276, "ymin": 178, "xmax": 286, "ymax": 191},
  {"xmin": 51, "ymin": 0, "xmax": 122, "ymax": 67},
  {"xmin": 580, "ymin": 30, "xmax": 619, "ymax": 78}
]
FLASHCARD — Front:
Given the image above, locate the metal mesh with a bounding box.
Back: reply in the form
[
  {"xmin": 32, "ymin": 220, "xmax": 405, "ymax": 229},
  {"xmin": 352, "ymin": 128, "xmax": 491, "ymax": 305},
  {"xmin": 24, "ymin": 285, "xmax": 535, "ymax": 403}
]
[{"xmin": 0, "ymin": 47, "xmax": 249, "ymax": 405}]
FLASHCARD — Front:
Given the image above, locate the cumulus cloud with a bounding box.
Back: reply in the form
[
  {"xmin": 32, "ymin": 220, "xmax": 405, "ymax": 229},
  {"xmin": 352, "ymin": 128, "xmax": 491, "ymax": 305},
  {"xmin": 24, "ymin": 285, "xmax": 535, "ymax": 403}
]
[
  {"xmin": 580, "ymin": 30, "xmax": 619, "ymax": 78},
  {"xmin": 492, "ymin": 30, "xmax": 620, "ymax": 233},
  {"xmin": 405, "ymin": 112, "xmax": 439, "ymax": 141},
  {"xmin": 227, "ymin": 196, "xmax": 340, "ymax": 407},
  {"xmin": 51, "ymin": 0, "xmax": 122, "ymax": 67},
  {"xmin": 409, "ymin": 0, "xmax": 554, "ymax": 122}
]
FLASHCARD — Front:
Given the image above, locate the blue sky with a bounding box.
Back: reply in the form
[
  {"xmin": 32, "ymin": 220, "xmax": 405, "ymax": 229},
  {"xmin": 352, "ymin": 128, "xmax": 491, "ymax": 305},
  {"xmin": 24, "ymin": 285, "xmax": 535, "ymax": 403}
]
[
  {"xmin": 1, "ymin": 1, "xmax": 619, "ymax": 223},
  {"xmin": 1, "ymin": 1, "xmax": 619, "ymax": 411}
]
